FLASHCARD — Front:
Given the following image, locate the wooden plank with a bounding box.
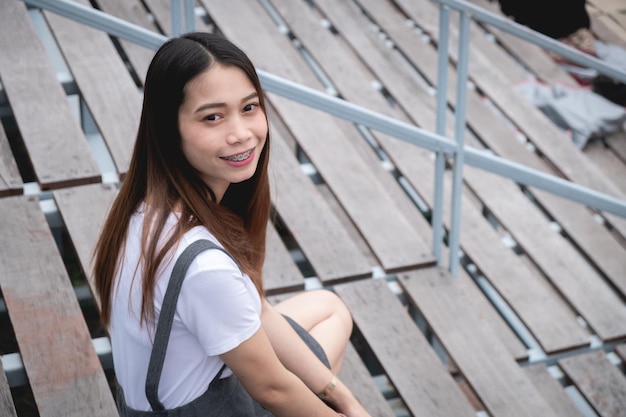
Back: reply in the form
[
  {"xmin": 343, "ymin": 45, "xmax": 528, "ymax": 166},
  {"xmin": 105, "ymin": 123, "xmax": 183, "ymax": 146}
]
[
  {"xmin": 0, "ymin": 0, "xmax": 100, "ymax": 189},
  {"xmin": 200, "ymin": 0, "xmax": 436, "ymax": 273},
  {"xmin": 522, "ymin": 364, "xmax": 585, "ymax": 417},
  {"xmin": 263, "ymin": 223, "xmax": 306, "ymax": 295},
  {"xmin": 585, "ymin": 141, "xmax": 626, "ymax": 196},
  {"xmin": 0, "ymin": 121, "xmax": 22, "ymax": 196},
  {"xmin": 398, "ymin": 268, "xmax": 559, "ymax": 417},
  {"xmin": 0, "ymin": 359, "xmax": 18, "ymax": 417},
  {"xmin": 345, "ymin": 0, "xmax": 626, "ymax": 300},
  {"xmin": 464, "ymin": 164, "xmax": 626, "ymax": 342},
  {"xmin": 272, "ymin": 0, "xmax": 589, "ymax": 355},
  {"xmin": 44, "ymin": 0, "xmax": 142, "ymax": 176},
  {"xmin": 590, "ymin": 9, "xmax": 626, "ymax": 49},
  {"xmin": 559, "ymin": 350, "xmax": 626, "ymax": 417},
  {"xmin": 334, "ymin": 279, "xmax": 476, "ymax": 417},
  {"xmin": 0, "ymin": 195, "xmax": 117, "ymax": 417},
  {"xmin": 270, "ymin": 124, "xmax": 373, "ymax": 284},
  {"xmin": 53, "ymin": 183, "xmax": 116, "ymax": 307},
  {"xmin": 338, "ymin": 343, "xmax": 395, "ymax": 417}
]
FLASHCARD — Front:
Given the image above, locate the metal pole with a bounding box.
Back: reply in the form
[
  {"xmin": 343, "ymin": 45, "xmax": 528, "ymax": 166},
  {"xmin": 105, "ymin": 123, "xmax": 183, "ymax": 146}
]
[
  {"xmin": 448, "ymin": 10, "xmax": 471, "ymax": 277},
  {"xmin": 184, "ymin": 0, "xmax": 195, "ymax": 33},
  {"xmin": 432, "ymin": 4, "xmax": 451, "ymax": 266},
  {"xmin": 171, "ymin": 0, "xmax": 182, "ymax": 36}
]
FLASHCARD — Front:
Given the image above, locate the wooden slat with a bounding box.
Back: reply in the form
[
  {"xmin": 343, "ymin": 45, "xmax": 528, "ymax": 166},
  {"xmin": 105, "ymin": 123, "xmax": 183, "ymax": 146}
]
[
  {"xmin": 559, "ymin": 350, "xmax": 626, "ymax": 417},
  {"xmin": 398, "ymin": 268, "xmax": 559, "ymax": 417},
  {"xmin": 0, "ymin": 0, "xmax": 100, "ymax": 189},
  {"xmin": 0, "ymin": 195, "xmax": 117, "ymax": 417},
  {"xmin": 200, "ymin": 0, "xmax": 436, "ymax": 273},
  {"xmin": 53, "ymin": 183, "xmax": 116, "ymax": 306},
  {"xmin": 272, "ymin": 0, "xmax": 589, "ymax": 355},
  {"xmin": 263, "ymin": 223, "xmax": 306, "ymax": 295},
  {"xmin": 465, "ymin": 165, "xmax": 626, "ymax": 341},
  {"xmin": 0, "ymin": 359, "xmax": 18, "ymax": 417},
  {"xmin": 343, "ymin": 0, "xmax": 626, "ymax": 300},
  {"xmin": 338, "ymin": 343, "xmax": 395, "ymax": 417},
  {"xmin": 585, "ymin": 141, "xmax": 626, "ymax": 196},
  {"xmin": 0, "ymin": 121, "xmax": 22, "ymax": 196},
  {"xmin": 270, "ymin": 124, "xmax": 372, "ymax": 284},
  {"xmin": 334, "ymin": 279, "xmax": 476, "ymax": 416},
  {"xmin": 607, "ymin": 132, "xmax": 626, "ymax": 164},
  {"xmin": 44, "ymin": 0, "xmax": 142, "ymax": 176},
  {"xmin": 522, "ymin": 364, "xmax": 584, "ymax": 417}
]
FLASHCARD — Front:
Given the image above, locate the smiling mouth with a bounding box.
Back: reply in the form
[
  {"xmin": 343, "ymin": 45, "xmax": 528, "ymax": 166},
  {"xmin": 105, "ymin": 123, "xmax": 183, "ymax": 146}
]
[{"xmin": 221, "ymin": 149, "xmax": 253, "ymax": 162}]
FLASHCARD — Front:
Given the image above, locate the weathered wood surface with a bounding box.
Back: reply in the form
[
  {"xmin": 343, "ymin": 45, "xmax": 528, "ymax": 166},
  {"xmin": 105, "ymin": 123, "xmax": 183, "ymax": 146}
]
[
  {"xmin": 270, "ymin": 124, "xmax": 373, "ymax": 284},
  {"xmin": 0, "ymin": 195, "xmax": 117, "ymax": 417},
  {"xmin": 263, "ymin": 223, "xmax": 306, "ymax": 294},
  {"xmin": 200, "ymin": 0, "xmax": 436, "ymax": 273},
  {"xmin": 522, "ymin": 364, "xmax": 585, "ymax": 417},
  {"xmin": 398, "ymin": 268, "xmax": 560, "ymax": 417},
  {"xmin": 559, "ymin": 350, "xmax": 626, "ymax": 417},
  {"xmin": 0, "ymin": 0, "xmax": 100, "ymax": 189},
  {"xmin": 45, "ymin": 0, "xmax": 142, "ymax": 176},
  {"xmin": 271, "ymin": 0, "xmax": 594, "ymax": 353},
  {"xmin": 0, "ymin": 120, "xmax": 22, "ymax": 197},
  {"xmin": 334, "ymin": 279, "xmax": 477, "ymax": 417},
  {"xmin": 337, "ymin": 343, "xmax": 396, "ymax": 417},
  {"xmin": 324, "ymin": 0, "xmax": 626, "ymax": 300},
  {"xmin": 0, "ymin": 359, "xmax": 18, "ymax": 417}
]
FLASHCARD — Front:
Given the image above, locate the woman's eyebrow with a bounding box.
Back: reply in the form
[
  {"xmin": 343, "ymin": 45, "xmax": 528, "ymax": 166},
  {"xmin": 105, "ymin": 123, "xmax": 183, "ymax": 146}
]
[{"xmin": 194, "ymin": 91, "xmax": 259, "ymax": 114}]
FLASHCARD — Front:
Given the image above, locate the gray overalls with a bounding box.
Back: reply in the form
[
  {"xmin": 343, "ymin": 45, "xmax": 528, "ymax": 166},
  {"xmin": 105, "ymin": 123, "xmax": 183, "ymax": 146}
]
[{"xmin": 116, "ymin": 239, "xmax": 331, "ymax": 417}]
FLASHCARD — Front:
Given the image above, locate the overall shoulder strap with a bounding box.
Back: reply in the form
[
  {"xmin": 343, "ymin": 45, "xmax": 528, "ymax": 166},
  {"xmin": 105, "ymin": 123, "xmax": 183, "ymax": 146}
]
[{"xmin": 145, "ymin": 239, "xmax": 234, "ymax": 411}]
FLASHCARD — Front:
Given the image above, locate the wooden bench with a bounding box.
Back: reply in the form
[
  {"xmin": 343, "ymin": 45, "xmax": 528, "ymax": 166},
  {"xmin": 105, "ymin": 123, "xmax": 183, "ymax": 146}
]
[
  {"xmin": 44, "ymin": 0, "xmax": 143, "ymax": 176},
  {"xmin": 335, "ymin": 0, "xmax": 626, "ymax": 300},
  {"xmin": 0, "ymin": 195, "xmax": 116, "ymax": 417},
  {"xmin": 307, "ymin": 0, "xmax": 626, "ymax": 335},
  {"xmin": 270, "ymin": 0, "xmax": 592, "ymax": 355},
  {"xmin": 0, "ymin": 0, "xmax": 100, "ymax": 189},
  {"xmin": 559, "ymin": 350, "xmax": 626, "ymax": 417},
  {"xmin": 398, "ymin": 268, "xmax": 562, "ymax": 417},
  {"xmin": 0, "ymin": 121, "xmax": 22, "ymax": 197},
  {"xmin": 334, "ymin": 278, "xmax": 478, "ymax": 416},
  {"xmin": 270, "ymin": 121, "xmax": 373, "ymax": 284},
  {"xmin": 199, "ymin": 0, "xmax": 437, "ymax": 274}
]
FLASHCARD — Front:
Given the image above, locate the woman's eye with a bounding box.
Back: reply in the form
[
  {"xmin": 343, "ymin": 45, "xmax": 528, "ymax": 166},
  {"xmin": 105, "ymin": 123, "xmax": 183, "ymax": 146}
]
[
  {"xmin": 205, "ymin": 114, "xmax": 222, "ymax": 122},
  {"xmin": 243, "ymin": 103, "xmax": 258, "ymax": 112}
]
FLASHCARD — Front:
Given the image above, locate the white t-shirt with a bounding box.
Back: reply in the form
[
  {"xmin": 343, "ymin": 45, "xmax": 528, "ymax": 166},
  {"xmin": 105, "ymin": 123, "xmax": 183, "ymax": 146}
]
[{"xmin": 110, "ymin": 208, "xmax": 262, "ymax": 410}]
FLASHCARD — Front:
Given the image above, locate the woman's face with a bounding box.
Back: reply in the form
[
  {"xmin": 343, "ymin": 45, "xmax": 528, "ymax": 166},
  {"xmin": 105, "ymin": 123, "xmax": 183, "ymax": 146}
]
[{"xmin": 178, "ymin": 63, "xmax": 268, "ymax": 202}]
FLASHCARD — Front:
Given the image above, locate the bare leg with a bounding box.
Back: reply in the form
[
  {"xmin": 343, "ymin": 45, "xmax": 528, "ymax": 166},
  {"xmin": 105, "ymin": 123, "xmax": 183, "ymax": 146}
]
[{"xmin": 273, "ymin": 290, "xmax": 352, "ymax": 373}]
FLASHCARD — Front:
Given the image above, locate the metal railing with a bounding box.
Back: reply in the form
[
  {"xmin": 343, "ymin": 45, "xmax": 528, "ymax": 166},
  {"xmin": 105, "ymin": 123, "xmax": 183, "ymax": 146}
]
[{"xmin": 21, "ymin": 0, "xmax": 626, "ymax": 277}]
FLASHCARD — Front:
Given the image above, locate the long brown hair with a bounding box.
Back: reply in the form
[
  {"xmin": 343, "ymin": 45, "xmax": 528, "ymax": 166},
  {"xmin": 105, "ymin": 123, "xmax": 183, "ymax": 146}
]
[{"xmin": 94, "ymin": 32, "xmax": 270, "ymax": 328}]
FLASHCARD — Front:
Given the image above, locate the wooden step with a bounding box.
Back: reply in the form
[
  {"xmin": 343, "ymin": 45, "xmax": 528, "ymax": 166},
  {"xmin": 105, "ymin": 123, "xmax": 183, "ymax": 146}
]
[
  {"xmin": 0, "ymin": 359, "xmax": 18, "ymax": 417},
  {"xmin": 334, "ymin": 278, "xmax": 477, "ymax": 416},
  {"xmin": 0, "ymin": 0, "xmax": 100, "ymax": 189},
  {"xmin": 0, "ymin": 195, "xmax": 116, "ymax": 417},
  {"xmin": 559, "ymin": 350, "xmax": 626, "ymax": 417},
  {"xmin": 0, "ymin": 121, "xmax": 22, "ymax": 196}
]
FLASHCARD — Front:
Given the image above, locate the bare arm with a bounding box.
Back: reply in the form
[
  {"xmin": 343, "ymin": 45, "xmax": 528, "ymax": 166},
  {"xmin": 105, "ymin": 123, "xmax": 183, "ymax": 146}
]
[
  {"xmin": 220, "ymin": 325, "xmax": 340, "ymax": 417},
  {"xmin": 261, "ymin": 299, "xmax": 371, "ymax": 417}
]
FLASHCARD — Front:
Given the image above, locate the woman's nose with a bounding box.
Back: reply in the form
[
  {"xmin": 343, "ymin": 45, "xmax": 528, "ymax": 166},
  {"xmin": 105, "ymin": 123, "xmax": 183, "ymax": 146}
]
[{"xmin": 226, "ymin": 116, "xmax": 251, "ymax": 144}]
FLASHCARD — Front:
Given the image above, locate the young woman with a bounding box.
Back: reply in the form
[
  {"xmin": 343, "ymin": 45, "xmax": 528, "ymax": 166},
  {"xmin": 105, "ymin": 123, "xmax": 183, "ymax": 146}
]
[{"xmin": 93, "ymin": 32, "xmax": 370, "ymax": 417}]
